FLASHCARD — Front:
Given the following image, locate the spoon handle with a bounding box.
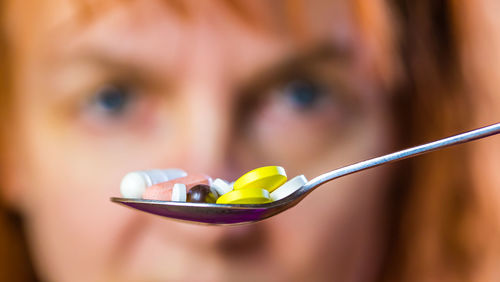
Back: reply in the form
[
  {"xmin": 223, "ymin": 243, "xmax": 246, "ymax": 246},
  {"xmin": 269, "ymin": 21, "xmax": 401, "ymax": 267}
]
[{"xmin": 306, "ymin": 122, "xmax": 500, "ymax": 188}]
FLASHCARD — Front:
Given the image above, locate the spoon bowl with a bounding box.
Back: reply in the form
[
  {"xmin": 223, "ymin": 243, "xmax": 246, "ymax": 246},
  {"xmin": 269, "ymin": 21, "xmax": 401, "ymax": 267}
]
[
  {"xmin": 111, "ymin": 181, "xmax": 316, "ymax": 225},
  {"xmin": 110, "ymin": 197, "xmax": 298, "ymax": 225},
  {"xmin": 111, "ymin": 123, "xmax": 500, "ymax": 225}
]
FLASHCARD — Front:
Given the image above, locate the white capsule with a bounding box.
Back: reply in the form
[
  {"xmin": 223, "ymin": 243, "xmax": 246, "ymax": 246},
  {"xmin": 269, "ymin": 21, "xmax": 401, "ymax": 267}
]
[
  {"xmin": 120, "ymin": 169, "xmax": 187, "ymax": 199},
  {"xmin": 270, "ymin": 175, "xmax": 307, "ymax": 201},
  {"xmin": 143, "ymin": 169, "xmax": 187, "ymax": 186},
  {"xmin": 211, "ymin": 178, "xmax": 233, "ymax": 197},
  {"xmin": 172, "ymin": 183, "xmax": 187, "ymax": 202}
]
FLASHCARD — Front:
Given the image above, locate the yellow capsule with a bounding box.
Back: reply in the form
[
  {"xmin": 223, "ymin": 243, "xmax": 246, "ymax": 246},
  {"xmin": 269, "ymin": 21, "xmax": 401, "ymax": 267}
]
[
  {"xmin": 216, "ymin": 187, "xmax": 272, "ymax": 204},
  {"xmin": 233, "ymin": 166, "xmax": 287, "ymax": 192}
]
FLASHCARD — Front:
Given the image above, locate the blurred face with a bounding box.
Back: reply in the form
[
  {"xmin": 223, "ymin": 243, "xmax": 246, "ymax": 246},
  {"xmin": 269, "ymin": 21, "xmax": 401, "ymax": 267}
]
[{"xmin": 2, "ymin": 0, "xmax": 398, "ymax": 281}]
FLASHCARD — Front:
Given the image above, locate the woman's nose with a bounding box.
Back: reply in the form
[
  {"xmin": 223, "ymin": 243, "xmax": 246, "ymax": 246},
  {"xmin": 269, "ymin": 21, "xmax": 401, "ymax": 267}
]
[
  {"xmin": 145, "ymin": 83, "xmax": 265, "ymax": 247},
  {"xmin": 165, "ymin": 25, "xmax": 246, "ymax": 181},
  {"xmin": 174, "ymin": 82, "xmax": 240, "ymax": 181}
]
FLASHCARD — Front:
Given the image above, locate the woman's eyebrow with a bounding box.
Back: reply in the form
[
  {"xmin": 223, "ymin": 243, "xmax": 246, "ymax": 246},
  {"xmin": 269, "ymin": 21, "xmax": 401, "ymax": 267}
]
[
  {"xmin": 43, "ymin": 48, "xmax": 171, "ymax": 103},
  {"xmin": 281, "ymin": 43, "xmax": 352, "ymax": 70},
  {"xmin": 241, "ymin": 42, "xmax": 352, "ymax": 91},
  {"xmin": 59, "ymin": 49, "xmax": 171, "ymax": 87}
]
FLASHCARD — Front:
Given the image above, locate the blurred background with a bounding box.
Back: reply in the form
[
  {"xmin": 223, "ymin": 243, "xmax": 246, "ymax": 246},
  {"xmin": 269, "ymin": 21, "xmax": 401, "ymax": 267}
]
[{"xmin": 0, "ymin": 0, "xmax": 499, "ymax": 281}]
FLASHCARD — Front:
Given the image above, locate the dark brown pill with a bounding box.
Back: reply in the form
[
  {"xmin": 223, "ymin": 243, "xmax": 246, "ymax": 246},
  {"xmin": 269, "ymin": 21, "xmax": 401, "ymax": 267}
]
[{"xmin": 187, "ymin": 184, "xmax": 216, "ymax": 203}]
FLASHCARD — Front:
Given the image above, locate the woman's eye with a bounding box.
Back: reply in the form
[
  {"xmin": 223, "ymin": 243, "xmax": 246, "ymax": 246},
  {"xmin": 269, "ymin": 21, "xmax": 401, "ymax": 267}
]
[
  {"xmin": 278, "ymin": 79, "xmax": 326, "ymax": 111},
  {"xmin": 89, "ymin": 85, "xmax": 132, "ymax": 116},
  {"xmin": 75, "ymin": 82, "xmax": 156, "ymax": 133}
]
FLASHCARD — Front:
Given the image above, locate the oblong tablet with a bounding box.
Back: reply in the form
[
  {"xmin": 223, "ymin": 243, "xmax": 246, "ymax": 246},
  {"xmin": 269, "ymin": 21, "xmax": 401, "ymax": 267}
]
[
  {"xmin": 211, "ymin": 178, "xmax": 233, "ymax": 197},
  {"xmin": 141, "ymin": 185, "xmax": 173, "ymax": 201},
  {"xmin": 172, "ymin": 183, "xmax": 187, "ymax": 202},
  {"xmin": 233, "ymin": 166, "xmax": 287, "ymax": 192},
  {"xmin": 270, "ymin": 175, "xmax": 307, "ymax": 201},
  {"xmin": 216, "ymin": 187, "xmax": 272, "ymax": 204}
]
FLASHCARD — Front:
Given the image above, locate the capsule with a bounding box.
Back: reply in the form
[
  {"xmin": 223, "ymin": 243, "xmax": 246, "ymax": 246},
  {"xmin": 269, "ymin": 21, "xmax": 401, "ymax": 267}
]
[
  {"xmin": 120, "ymin": 169, "xmax": 187, "ymax": 199},
  {"xmin": 142, "ymin": 173, "xmax": 211, "ymax": 201}
]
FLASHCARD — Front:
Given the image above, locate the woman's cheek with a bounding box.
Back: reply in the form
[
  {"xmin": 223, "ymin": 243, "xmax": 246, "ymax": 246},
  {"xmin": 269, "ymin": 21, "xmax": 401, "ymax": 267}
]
[
  {"xmin": 245, "ymin": 106, "xmax": 343, "ymax": 165},
  {"xmin": 75, "ymin": 94, "xmax": 164, "ymax": 139}
]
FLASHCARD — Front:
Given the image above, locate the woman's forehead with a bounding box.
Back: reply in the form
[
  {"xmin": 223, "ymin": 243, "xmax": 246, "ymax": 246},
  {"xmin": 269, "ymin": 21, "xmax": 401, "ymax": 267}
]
[
  {"xmin": 5, "ymin": 0, "xmax": 398, "ymax": 93},
  {"xmin": 5, "ymin": 0, "xmax": 360, "ymax": 76},
  {"xmin": 6, "ymin": 0, "xmax": 355, "ymax": 38}
]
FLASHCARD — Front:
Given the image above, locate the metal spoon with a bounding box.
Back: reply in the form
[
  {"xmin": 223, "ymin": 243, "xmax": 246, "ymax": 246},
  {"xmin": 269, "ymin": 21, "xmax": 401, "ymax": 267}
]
[{"xmin": 111, "ymin": 123, "xmax": 500, "ymax": 225}]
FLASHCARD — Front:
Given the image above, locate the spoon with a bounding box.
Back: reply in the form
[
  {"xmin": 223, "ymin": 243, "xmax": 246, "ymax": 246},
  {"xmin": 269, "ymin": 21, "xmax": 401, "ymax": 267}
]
[{"xmin": 111, "ymin": 123, "xmax": 500, "ymax": 225}]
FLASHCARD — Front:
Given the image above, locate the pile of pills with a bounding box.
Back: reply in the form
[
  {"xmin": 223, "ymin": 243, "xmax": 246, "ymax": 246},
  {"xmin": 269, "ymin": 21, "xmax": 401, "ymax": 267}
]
[{"xmin": 120, "ymin": 166, "xmax": 308, "ymax": 205}]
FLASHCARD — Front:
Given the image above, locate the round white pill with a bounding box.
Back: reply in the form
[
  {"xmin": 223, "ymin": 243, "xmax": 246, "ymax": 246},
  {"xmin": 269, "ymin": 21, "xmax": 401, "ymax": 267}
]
[
  {"xmin": 172, "ymin": 183, "xmax": 187, "ymax": 202},
  {"xmin": 120, "ymin": 169, "xmax": 187, "ymax": 199},
  {"xmin": 270, "ymin": 175, "xmax": 307, "ymax": 201},
  {"xmin": 120, "ymin": 172, "xmax": 148, "ymax": 199},
  {"xmin": 211, "ymin": 178, "xmax": 233, "ymax": 196}
]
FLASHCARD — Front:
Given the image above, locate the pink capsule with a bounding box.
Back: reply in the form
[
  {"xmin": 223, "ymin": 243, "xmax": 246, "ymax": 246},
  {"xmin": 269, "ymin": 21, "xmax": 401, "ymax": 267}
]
[{"xmin": 142, "ymin": 173, "xmax": 211, "ymax": 201}]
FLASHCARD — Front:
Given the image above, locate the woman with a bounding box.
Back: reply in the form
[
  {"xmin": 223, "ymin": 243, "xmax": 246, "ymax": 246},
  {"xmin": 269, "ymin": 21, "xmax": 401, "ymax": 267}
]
[{"xmin": 0, "ymin": 0, "xmax": 498, "ymax": 281}]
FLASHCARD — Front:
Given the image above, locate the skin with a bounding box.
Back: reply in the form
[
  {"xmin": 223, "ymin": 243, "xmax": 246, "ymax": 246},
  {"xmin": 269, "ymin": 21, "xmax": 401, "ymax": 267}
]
[
  {"xmin": 455, "ymin": 2, "xmax": 500, "ymax": 280},
  {"xmin": 2, "ymin": 0, "xmax": 397, "ymax": 281}
]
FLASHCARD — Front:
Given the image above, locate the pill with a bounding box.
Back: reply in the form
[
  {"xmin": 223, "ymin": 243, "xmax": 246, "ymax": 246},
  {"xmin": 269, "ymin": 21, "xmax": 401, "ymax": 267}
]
[
  {"xmin": 270, "ymin": 175, "xmax": 307, "ymax": 201},
  {"xmin": 142, "ymin": 173, "xmax": 211, "ymax": 201},
  {"xmin": 216, "ymin": 187, "xmax": 272, "ymax": 204},
  {"xmin": 141, "ymin": 185, "xmax": 174, "ymax": 201},
  {"xmin": 209, "ymin": 185, "xmax": 220, "ymax": 198},
  {"xmin": 187, "ymin": 184, "xmax": 217, "ymax": 203},
  {"xmin": 211, "ymin": 178, "xmax": 233, "ymax": 196},
  {"xmin": 233, "ymin": 166, "xmax": 287, "ymax": 192},
  {"xmin": 120, "ymin": 169, "xmax": 187, "ymax": 199},
  {"xmin": 172, "ymin": 183, "xmax": 187, "ymax": 202}
]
